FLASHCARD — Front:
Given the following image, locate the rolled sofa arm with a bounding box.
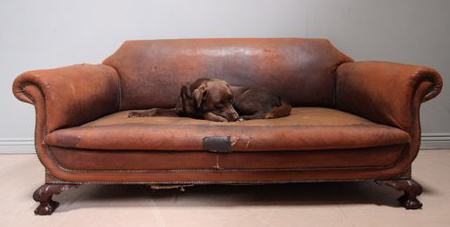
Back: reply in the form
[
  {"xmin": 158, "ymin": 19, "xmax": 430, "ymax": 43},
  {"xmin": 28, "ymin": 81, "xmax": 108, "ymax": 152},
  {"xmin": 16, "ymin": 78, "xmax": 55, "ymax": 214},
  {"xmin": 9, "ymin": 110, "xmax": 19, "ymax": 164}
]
[
  {"xmin": 336, "ymin": 61, "xmax": 442, "ymax": 131},
  {"xmin": 13, "ymin": 64, "xmax": 121, "ymax": 132}
]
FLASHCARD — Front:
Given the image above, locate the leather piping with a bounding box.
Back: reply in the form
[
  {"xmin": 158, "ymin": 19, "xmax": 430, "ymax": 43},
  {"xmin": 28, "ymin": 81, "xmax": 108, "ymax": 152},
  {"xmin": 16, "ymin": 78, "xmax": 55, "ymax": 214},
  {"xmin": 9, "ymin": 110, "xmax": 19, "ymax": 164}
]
[
  {"xmin": 46, "ymin": 178, "xmax": 412, "ymax": 185},
  {"xmin": 19, "ymin": 83, "xmax": 50, "ymax": 171}
]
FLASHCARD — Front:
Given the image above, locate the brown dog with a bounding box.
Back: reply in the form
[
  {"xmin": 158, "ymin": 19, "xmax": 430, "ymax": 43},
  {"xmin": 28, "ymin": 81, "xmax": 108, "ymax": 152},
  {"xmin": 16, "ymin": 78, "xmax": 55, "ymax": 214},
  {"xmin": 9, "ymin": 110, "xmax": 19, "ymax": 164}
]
[{"xmin": 128, "ymin": 78, "xmax": 291, "ymax": 122}]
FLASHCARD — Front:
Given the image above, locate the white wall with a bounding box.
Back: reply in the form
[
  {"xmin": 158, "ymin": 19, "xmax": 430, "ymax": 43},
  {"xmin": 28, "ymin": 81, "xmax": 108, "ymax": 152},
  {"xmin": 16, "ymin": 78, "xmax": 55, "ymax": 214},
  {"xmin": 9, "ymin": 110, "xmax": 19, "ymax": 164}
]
[{"xmin": 1, "ymin": 0, "xmax": 449, "ymax": 152}]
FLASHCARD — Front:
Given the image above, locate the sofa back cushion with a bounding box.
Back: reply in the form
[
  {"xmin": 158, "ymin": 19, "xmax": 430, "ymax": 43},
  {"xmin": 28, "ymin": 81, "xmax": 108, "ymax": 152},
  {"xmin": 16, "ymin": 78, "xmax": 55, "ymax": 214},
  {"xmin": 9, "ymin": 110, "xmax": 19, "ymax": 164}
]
[{"xmin": 103, "ymin": 38, "xmax": 353, "ymax": 110}]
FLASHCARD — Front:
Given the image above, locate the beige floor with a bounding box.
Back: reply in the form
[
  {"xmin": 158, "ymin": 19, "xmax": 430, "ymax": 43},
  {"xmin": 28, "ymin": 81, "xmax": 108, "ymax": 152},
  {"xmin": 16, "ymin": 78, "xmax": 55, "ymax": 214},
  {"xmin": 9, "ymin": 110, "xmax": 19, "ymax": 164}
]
[{"xmin": 0, "ymin": 151, "xmax": 449, "ymax": 227}]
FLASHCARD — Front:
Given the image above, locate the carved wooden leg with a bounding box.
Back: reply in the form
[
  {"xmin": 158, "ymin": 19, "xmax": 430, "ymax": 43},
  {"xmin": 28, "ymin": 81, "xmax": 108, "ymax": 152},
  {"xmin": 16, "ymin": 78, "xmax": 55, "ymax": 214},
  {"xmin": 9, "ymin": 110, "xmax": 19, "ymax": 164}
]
[
  {"xmin": 375, "ymin": 179, "xmax": 423, "ymax": 209},
  {"xmin": 33, "ymin": 184, "xmax": 78, "ymax": 215}
]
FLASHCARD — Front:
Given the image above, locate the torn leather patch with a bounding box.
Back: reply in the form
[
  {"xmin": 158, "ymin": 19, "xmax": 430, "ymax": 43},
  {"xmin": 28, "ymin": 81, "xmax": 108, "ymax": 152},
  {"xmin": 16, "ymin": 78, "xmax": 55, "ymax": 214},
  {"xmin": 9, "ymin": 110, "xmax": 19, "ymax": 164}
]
[{"xmin": 202, "ymin": 136, "xmax": 232, "ymax": 153}]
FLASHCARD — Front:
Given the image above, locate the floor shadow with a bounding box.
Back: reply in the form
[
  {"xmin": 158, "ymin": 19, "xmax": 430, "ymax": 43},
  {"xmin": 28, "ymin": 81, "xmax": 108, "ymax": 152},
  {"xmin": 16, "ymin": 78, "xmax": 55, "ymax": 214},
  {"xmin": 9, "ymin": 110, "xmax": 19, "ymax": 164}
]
[{"xmin": 49, "ymin": 180, "xmax": 434, "ymax": 213}]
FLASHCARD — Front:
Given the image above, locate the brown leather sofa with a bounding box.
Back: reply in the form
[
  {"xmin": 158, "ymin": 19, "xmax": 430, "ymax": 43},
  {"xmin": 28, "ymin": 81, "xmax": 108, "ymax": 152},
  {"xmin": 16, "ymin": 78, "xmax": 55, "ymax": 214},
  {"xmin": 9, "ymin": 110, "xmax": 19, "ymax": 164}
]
[{"xmin": 13, "ymin": 38, "xmax": 443, "ymax": 215}]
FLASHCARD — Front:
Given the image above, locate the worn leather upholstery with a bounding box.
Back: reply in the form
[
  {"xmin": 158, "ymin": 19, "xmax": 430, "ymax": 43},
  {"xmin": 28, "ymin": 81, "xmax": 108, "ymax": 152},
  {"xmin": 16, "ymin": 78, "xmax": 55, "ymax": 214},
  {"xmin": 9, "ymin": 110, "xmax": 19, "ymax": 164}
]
[
  {"xmin": 336, "ymin": 61, "xmax": 442, "ymax": 131},
  {"xmin": 13, "ymin": 64, "xmax": 120, "ymax": 132},
  {"xmin": 45, "ymin": 108, "xmax": 410, "ymax": 151},
  {"xmin": 50, "ymin": 145, "xmax": 405, "ymax": 171},
  {"xmin": 103, "ymin": 38, "xmax": 353, "ymax": 110},
  {"xmin": 12, "ymin": 38, "xmax": 443, "ymax": 184}
]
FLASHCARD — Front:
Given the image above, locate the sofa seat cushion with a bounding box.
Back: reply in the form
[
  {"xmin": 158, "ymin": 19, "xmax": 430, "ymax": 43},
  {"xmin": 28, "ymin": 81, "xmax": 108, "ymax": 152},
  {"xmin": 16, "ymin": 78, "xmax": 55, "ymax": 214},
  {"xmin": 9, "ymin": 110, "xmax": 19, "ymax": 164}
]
[{"xmin": 44, "ymin": 108, "xmax": 410, "ymax": 151}]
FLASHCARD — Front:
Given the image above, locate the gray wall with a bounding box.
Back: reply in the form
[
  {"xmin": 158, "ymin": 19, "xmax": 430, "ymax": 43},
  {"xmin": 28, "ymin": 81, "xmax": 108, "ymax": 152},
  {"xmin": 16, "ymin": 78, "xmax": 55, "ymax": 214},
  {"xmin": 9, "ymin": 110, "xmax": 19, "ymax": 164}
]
[{"xmin": 1, "ymin": 0, "xmax": 449, "ymax": 152}]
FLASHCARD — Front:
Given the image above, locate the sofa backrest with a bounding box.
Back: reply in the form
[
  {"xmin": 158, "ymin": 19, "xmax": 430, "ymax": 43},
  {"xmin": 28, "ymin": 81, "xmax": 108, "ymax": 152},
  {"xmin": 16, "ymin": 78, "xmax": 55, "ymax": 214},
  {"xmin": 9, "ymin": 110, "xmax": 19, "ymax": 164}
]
[{"xmin": 103, "ymin": 38, "xmax": 353, "ymax": 110}]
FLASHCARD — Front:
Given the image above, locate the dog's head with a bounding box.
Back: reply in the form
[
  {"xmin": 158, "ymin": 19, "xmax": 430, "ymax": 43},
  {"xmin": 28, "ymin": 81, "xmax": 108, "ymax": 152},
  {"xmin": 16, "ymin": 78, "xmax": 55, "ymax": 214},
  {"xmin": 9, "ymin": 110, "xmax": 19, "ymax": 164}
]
[{"xmin": 175, "ymin": 78, "xmax": 239, "ymax": 122}]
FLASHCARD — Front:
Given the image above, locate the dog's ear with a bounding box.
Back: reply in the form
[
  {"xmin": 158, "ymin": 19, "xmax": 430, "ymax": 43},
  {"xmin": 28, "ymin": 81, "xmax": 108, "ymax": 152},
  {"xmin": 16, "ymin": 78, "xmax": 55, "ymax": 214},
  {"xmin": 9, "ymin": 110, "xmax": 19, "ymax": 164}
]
[
  {"xmin": 175, "ymin": 85, "xmax": 190, "ymax": 116},
  {"xmin": 193, "ymin": 83, "xmax": 207, "ymax": 108},
  {"xmin": 175, "ymin": 94, "xmax": 184, "ymax": 116},
  {"xmin": 181, "ymin": 84, "xmax": 192, "ymax": 99}
]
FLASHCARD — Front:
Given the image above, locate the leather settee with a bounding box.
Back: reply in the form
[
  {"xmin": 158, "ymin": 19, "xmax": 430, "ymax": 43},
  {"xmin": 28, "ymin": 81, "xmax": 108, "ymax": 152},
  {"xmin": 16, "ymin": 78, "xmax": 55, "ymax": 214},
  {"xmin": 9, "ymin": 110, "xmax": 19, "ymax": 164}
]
[{"xmin": 13, "ymin": 38, "xmax": 443, "ymax": 215}]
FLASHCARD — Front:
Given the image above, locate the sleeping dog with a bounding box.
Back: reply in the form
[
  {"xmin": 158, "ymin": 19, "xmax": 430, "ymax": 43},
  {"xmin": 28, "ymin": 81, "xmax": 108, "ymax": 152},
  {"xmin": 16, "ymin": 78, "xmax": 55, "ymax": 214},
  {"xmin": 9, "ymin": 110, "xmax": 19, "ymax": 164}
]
[{"xmin": 128, "ymin": 78, "xmax": 292, "ymax": 122}]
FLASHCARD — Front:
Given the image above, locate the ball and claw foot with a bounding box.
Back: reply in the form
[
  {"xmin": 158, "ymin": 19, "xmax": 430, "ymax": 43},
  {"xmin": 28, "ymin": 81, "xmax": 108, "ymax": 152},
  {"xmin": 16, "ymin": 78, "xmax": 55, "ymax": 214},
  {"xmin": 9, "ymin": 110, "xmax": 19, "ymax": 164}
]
[
  {"xmin": 33, "ymin": 184, "xmax": 78, "ymax": 215},
  {"xmin": 375, "ymin": 179, "xmax": 423, "ymax": 209}
]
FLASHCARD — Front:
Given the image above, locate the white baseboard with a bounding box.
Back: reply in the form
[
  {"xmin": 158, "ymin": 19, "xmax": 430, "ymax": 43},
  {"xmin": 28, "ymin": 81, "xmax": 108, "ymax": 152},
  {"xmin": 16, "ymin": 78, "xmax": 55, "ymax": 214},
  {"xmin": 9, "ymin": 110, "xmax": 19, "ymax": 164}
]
[
  {"xmin": 0, "ymin": 138, "xmax": 35, "ymax": 154},
  {"xmin": 420, "ymin": 133, "xmax": 450, "ymax": 150},
  {"xmin": 0, "ymin": 134, "xmax": 449, "ymax": 154}
]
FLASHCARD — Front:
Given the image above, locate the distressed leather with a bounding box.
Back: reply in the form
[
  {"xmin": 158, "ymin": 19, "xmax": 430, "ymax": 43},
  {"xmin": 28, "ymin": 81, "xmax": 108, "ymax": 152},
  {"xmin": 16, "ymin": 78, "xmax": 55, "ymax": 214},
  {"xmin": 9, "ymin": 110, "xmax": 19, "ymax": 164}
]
[
  {"xmin": 50, "ymin": 145, "xmax": 405, "ymax": 171},
  {"xmin": 13, "ymin": 64, "xmax": 120, "ymax": 132},
  {"xmin": 336, "ymin": 61, "xmax": 442, "ymax": 131},
  {"xmin": 12, "ymin": 38, "xmax": 443, "ymax": 184},
  {"xmin": 45, "ymin": 108, "xmax": 410, "ymax": 151},
  {"xmin": 103, "ymin": 38, "xmax": 353, "ymax": 110}
]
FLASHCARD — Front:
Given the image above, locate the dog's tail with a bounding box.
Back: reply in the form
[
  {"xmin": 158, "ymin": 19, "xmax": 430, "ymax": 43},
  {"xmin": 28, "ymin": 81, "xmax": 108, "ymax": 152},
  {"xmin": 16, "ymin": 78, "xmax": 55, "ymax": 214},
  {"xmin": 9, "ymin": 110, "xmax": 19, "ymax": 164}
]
[{"xmin": 264, "ymin": 100, "xmax": 292, "ymax": 119}]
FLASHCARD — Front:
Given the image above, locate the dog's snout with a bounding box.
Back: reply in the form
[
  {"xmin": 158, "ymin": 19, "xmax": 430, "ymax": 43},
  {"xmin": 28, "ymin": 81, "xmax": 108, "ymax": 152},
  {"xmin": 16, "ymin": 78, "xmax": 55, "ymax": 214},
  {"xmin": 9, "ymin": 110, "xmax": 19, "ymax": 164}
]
[{"xmin": 228, "ymin": 111, "xmax": 240, "ymax": 122}]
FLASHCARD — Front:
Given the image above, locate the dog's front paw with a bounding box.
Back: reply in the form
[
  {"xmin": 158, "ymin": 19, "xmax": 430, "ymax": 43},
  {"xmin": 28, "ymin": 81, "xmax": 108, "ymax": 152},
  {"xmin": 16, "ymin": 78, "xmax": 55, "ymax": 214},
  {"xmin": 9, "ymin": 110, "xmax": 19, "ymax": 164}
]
[
  {"xmin": 211, "ymin": 115, "xmax": 229, "ymax": 122},
  {"xmin": 217, "ymin": 116, "xmax": 229, "ymax": 122},
  {"xmin": 205, "ymin": 112, "xmax": 229, "ymax": 122},
  {"xmin": 128, "ymin": 111, "xmax": 145, "ymax": 118}
]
